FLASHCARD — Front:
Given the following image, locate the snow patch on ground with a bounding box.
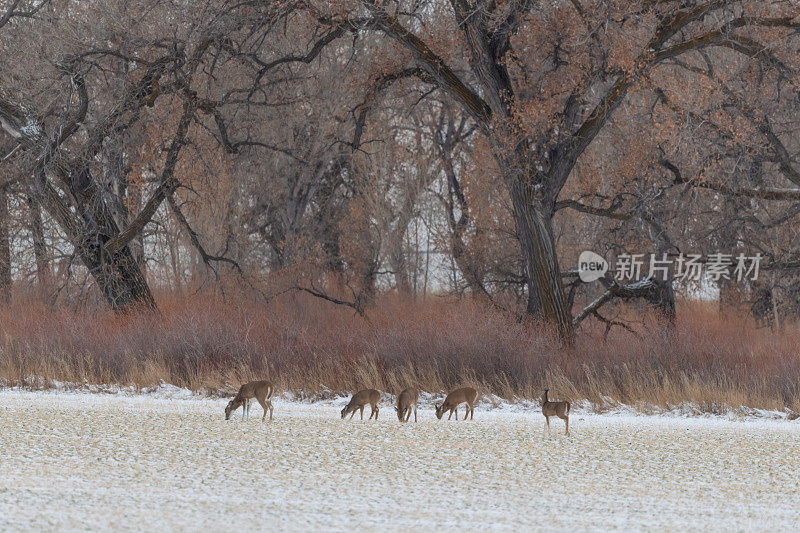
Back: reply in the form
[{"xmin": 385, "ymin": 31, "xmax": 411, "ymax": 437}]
[
  {"xmin": 0, "ymin": 389, "xmax": 798, "ymax": 531},
  {"xmin": 2, "ymin": 378, "xmax": 793, "ymax": 421}
]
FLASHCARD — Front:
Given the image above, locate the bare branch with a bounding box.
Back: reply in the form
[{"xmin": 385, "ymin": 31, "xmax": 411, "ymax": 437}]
[
  {"xmin": 294, "ymin": 286, "xmax": 365, "ymax": 316},
  {"xmin": 573, "ymin": 276, "xmax": 662, "ymax": 326},
  {"xmin": 661, "ymin": 159, "xmax": 800, "ymax": 201},
  {"xmin": 0, "ymin": 0, "xmax": 49, "ymax": 30},
  {"xmin": 369, "ymin": 15, "xmax": 492, "ymax": 124},
  {"xmin": 167, "ymin": 195, "xmax": 242, "ymax": 276},
  {"xmin": 104, "ymin": 100, "xmax": 195, "ymax": 254}
]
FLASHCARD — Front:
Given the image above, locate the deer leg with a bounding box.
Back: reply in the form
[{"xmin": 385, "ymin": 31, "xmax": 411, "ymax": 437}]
[
  {"xmin": 349, "ymin": 409, "xmax": 356, "ymax": 420},
  {"xmin": 564, "ymin": 416, "xmax": 569, "ymax": 435},
  {"xmin": 413, "ymin": 406, "xmax": 417, "ymax": 422},
  {"xmin": 360, "ymin": 406, "xmax": 364, "ymax": 421},
  {"xmin": 255, "ymin": 395, "xmax": 270, "ymax": 422},
  {"xmin": 375, "ymin": 405, "xmax": 379, "ymax": 420},
  {"xmin": 455, "ymin": 407, "xmax": 459, "ymax": 421},
  {"xmin": 470, "ymin": 403, "xmax": 474, "ymax": 420},
  {"xmin": 545, "ymin": 416, "xmax": 551, "ymax": 435}
]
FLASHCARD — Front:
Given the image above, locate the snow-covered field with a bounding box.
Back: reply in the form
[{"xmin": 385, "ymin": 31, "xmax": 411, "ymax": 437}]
[{"xmin": 1, "ymin": 389, "xmax": 799, "ymax": 531}]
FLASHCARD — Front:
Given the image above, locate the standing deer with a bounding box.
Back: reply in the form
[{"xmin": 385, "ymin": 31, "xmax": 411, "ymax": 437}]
[
  {"xmin": 541, "ymin": 388, "xmax": 570, "ymax": 435},
  {"xmin": 225, "ymin": 380, "xmax": 274, "ymax": 422},
  {"xmin": 395, "ymin": 387, "xmax": 419, "ymax": 422},
  {"xmin": 434, "ymin": 387, "xmax": 477, "ymax": 421},
  {"xmin": 341, "ymin": 389, "xmax": 381, "ymax": 421}
]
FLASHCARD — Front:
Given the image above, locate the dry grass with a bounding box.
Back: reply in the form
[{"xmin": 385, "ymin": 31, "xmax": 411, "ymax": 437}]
[{"xmin": 1, "ymin": 292, "xmax": 798, "ymax": 412}]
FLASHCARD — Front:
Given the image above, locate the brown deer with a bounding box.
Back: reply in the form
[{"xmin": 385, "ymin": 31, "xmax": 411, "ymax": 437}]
[
  {"xmin": 341, "ymin": 389, "xmax": 381, "ymax": 421},
  {"xmin": 541, "ymin": 388, "xmax": 570, "ymax": 435},
  {"xmin": 395, "ymin": 387, "xmax": 419, "ymax": 422},
  {"xmin": 225, "ymin": 380, "xmax": 274, "ymax": 422},
  {"xmin": 435, "ymin": 387, "xmax": 477, "ymax": 421}
]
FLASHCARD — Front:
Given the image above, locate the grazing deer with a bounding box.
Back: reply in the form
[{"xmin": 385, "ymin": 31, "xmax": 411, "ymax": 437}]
[
  {"xmin": 341, "ymin": 389, "xmax": 381, "ymax": 421},
  {"xmin": 541, "ymin": 388, "xmax": 570, "ymax": 435},
  {"xmin": 395, "ymin": 387, "xmax": 419, "ymax": 422},
  {"xmin": 225, "ymin": 380, "xmax": 274, "ymax": 422},
  {"xmin": 435, "ymin": 387, "xmax": 477, "ymax": 421}
]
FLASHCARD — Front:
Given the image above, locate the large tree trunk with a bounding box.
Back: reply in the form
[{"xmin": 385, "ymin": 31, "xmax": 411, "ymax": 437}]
[
  {"xmin": 33, "ymin": 196, "xmax": 156, "ymax": 312},
  {"xmin": 33, "ymin": 165, "xmax": 156, "ymax": 312},
  {"xmin": 73, "ymin": 233, "xmax": 156, "ymax": 311},
  {"xmin": 506, "ymin": 175, "xmax": 572, "ymax": 340},
  {"xmin": 71, "ymin": 167, "xmax": 156, "ymax": 311},
  {"xmin": 653, "ymin": 242, "xmax": 676, "ymax": 323}
]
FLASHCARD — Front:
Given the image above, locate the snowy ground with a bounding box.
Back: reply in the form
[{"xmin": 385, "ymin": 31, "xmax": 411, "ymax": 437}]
[{"xmin": 1, "ymin": 389, "xmax": 799, "ymax": 531}]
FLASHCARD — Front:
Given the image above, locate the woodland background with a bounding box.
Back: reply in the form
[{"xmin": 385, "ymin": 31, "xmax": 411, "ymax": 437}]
[{"xmin": 1, "ymin": 0, "xmax": 799, "ymax": 410}]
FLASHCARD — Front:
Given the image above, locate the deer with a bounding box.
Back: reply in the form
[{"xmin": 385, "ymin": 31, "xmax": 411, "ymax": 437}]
[
  {"xmin": 341, "ymin": 389, "xmax": 381, "ymax": 421},
  {"xmin": 224, "ymin": 380, "xmax": 274, "ymax": 422},
  {"xmin": 541, "ymin": 388, "xmax": 570, "ymax": 435},
  {"xmin": 434, "ymin": 387, "xmax": 477, "ymax": 421},
  {"xmin": 395, "ymin": 387, "xmax": 419, "ymax": 422}
]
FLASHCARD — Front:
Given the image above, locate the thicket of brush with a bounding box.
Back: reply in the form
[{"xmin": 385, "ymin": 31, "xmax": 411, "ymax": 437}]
[{"xmin": 1, "ymin": 292, "xmax": 798, "ymax": 413}]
